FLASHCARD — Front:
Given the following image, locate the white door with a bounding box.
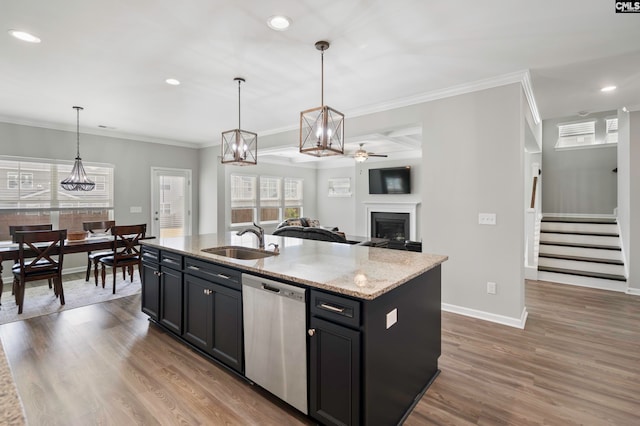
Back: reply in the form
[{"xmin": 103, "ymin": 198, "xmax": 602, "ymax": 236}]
[{"xmin": 151, "ymin": 168, "xmax": 192, "ymax": 238}]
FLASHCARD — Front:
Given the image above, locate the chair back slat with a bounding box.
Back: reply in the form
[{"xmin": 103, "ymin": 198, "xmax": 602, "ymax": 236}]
[
  {"xmin": 9, "ymin": 224, "xmax": 53, "ymax": 243},
  {"xmin": 110, "ymin": 224, "xmax": 146, "ymax": 261},
  {"xmin": 15, "ymin": 229, "xmax": 67, "ymax": 273},
  {"xmin": 83, "ymin": 220, "xmax": 116, "ymax": 234}
]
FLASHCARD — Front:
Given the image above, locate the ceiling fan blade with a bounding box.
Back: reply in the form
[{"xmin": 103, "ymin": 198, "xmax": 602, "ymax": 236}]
[{"xmin": 368, "ymin": 153, "xmax": 388, "ymax": 157}]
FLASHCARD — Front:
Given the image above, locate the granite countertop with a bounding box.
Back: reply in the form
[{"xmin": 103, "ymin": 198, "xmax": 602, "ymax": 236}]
[{"xmin": 141, "ymin": 233, "xmax": 447, "ymax": 300}]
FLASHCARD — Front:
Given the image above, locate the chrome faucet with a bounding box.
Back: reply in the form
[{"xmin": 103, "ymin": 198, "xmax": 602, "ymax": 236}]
[{"xmin": 236, "ymin": 222, "xmax": 265, "ymax": 248}]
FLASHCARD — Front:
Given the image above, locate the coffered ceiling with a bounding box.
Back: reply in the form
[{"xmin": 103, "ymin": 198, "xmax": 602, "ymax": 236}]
[{"xmin": 2, "ymin": 1, "xmax": 639, "ymax": 151}]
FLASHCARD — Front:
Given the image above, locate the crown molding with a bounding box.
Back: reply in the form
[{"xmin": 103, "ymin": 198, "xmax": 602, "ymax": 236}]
[{"xmin": 0, "ymin": 115, "xmax": 201, "ymax": 149}]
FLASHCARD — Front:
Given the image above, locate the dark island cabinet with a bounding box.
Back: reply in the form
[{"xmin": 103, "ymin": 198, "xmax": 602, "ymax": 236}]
[
  {"xmin": 141, "ymin": 247, "xmax": 160, "ymax": 320},
  {"xmin": 309, "ymin": 316, "xmax": 361, "ymax": 426},
  {"xmin": 183, "ymin": 273, "xmax": 243, "ymax": 373},
  {"xmin": 309, "ymin": 290, "xmax": 362, "ymax": 426},
  {"xmin": 158, "ymin": 265, "xmax": 183, "ymax": 334}
]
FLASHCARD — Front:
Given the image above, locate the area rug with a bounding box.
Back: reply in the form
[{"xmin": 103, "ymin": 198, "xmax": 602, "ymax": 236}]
[
  {"xmin": 0, "ymin": 276, "xmax": 141, "ymax": 325},
  {"xmin": 0, "ymin": 341, "xmax": 25, "ymax": 425}
]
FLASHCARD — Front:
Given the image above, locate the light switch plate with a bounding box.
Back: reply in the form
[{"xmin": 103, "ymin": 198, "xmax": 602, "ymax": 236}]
[
  {"xmin": 386, "ymin": 308, "xmax": 398, "ymax": 329},
  {"xmin": 478, "ymin": 213, "xmax": 497, "ymax": 225}
]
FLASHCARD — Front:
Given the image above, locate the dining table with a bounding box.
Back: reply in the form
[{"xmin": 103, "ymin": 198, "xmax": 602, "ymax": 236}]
[{"xmin": 0, "ymin": 235, "xmax": 151, "ymax": 305}]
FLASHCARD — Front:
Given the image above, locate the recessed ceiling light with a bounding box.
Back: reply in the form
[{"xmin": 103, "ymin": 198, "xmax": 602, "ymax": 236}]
[
  {"xmin": 601, "ymin": 85, "xmax": 617, "ymax": 92},
  {"xmin": 165, "ymin": 78, "xmax": 180, "ymax": 86},
  {"xmin": 8, "ymin": 29, "xmax": 41, "ymax": 43},
  {"xmin": 267, "ymin": 15, "xmax": 291, "ymax": 31}
]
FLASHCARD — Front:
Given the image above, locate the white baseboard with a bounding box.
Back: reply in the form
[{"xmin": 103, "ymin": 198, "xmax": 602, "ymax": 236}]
[
  {"xmin": 626, "ymin": 287, "xmax": 640, "ymax": 296},
  {"xmin": 442, "ymin": 303, "xmax": 528, "ymax": 329},
  {"xmin": 537, "ymin": 271, "xmax": 627, "ymax": 293}
]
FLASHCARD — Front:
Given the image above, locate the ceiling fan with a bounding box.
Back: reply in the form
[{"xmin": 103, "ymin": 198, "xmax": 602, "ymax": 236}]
[{"xmin": 351, "ymin": 143, "xmax": 388, "ymax": 162}]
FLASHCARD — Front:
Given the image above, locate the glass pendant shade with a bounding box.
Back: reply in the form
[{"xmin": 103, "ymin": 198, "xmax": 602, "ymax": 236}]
[
  {"xmin": 60, "ymin": 106, "xmax": 95, "ymax": 191},
  {"xmin": 299, "ymin": 41, "xmax": 345, "ymax": 157},
  {"xmin": 354, "ymin": 147, "xmax": 368, "ymax": 162},
  {"xmin": 221, "ymin": 77, "xmax": 257, "ymax": 165}
]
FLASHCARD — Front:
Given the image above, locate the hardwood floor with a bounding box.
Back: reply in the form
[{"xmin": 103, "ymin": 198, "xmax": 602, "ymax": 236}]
[{"xmin": 1, "ymin": 279, "xmax": 639, "ymax": 425}]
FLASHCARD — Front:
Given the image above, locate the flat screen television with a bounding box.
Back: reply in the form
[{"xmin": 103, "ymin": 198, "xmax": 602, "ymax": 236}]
[{"xmin": 368, "ymin": 166, "xmax": 411, "ymax": 194}]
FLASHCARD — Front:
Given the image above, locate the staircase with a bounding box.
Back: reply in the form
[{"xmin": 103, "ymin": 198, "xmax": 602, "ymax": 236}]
[{"xmin": 537, "ymin": 216, "xmax": 627, "ymax": 291}]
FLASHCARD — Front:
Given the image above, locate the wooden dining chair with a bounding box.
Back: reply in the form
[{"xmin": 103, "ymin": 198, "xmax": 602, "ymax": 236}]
[
  {"xmin": 82, "ymin": 220, "xmax": 116, "ymax": 285},
  {"xmin": 99, "ymin": 224, "xmax": 146, "ymax": 294},
  {"xmin": 12, "ymin": 229, "xmax": 67, "ymax": 314},
  {"xmin": 9, "ymin": 224, "xmax": 54, "ymax": 292}
]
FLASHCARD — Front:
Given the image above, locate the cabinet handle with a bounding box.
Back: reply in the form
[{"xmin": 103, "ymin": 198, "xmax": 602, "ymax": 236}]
[
  {"xmin": 319, "ymin": 303, "xmax": 345, "ymax": 313},
  {"xmin": 203, "ymin": 289, "xmax": 211, "ymax": 295},
  {"xmin": 188, "ymin": 265, "xmax": 200, "ymax": 271},
  {"xmin": 163, "ymin": 258, "xmax": 177, "ymax": 264},
  {"xmin": 217, "ymin": 273, "xmax": 231, "ymax": 280},
  {"xmin": 308, "ymin": 329, "xmax": 316, "ymax": 337},
  {"xmin": 153, "ymin": 271, "xmax": 163, "ymax": 277}
]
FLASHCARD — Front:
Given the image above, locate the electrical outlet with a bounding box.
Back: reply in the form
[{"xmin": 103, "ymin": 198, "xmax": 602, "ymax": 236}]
[
  {"xmin": 386, "ymin": 308, "xmax": 398, "ymax": 329},
  {"xmin": 487, "ymin": 281, "xmax": 497, "ymax": 295},
  {"xmin": 478, "ymin": 213, "xmax": 497, "ymax": 225},
  {"xmin": 130, "ymin": 206, "xmax": 142, "ymax": 213}
]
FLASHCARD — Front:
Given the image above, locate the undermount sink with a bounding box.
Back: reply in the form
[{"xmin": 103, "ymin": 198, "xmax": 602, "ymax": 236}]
[{"xmin": 202, "ymin": 246, "xmax": 277, "ymax": 260}]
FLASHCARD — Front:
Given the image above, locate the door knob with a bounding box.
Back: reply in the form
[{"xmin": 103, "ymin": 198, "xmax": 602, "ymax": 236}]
[{"xmin": 308, "ymin": 328, "xmax": 316, "ymax": 336}]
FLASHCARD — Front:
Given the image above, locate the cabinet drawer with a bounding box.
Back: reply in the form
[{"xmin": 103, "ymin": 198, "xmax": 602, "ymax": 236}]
[
  {"xmin": 160, "ymin": 250, "xmax": 183, "ymax": 269},
  {"xmin": 141, "ymin": 245, "xmax": 160, "ymax": 263},
  {"xmin": 310, "ymin": 290, "xmax": 360, "ymax": 328},
  {"xmin": 184, "ymin": 257, "xmax": 241, "ymax": 290}
]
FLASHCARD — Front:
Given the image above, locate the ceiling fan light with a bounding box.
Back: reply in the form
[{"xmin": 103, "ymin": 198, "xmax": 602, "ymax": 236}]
[{"xmin": 354, "ymin": 150, "xmax": 368, "ymax": 162}]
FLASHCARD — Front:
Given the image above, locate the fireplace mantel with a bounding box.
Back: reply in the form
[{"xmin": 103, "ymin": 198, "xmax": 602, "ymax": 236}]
[{"xmin": 363, "ymin": 201, "xmax": 420, "ymax": 241}]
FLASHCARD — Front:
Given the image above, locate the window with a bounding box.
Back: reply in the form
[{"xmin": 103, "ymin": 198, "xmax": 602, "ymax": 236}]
[
  {"xmin": 284, "ymin": 178, "xmax": 303, "ymax": 219},
  {"xmin": 230, "ymin": 174, "xmax": 304, "ymax": 227},
  {"xmin": 556, "ymin": 117, "xmax": 618, "ymax": 149},
  {"xmin": 605, "ymin": 118, "xmax": 618, "ymax": 144},
  {"xmin": 260, "ymin": 177, "xmax": 282, "ymax": 223},
  {"xmin": 160, "ymin": 203, "xmax": 171, "ymax": 214},
  {"xmin": 0, "ymin": 156, "xmax": 114, "ymax": 240},
  {"xmin": 556, "ymin": 121, "xmax": 595, "ymax": 148},
  {"xmin": 230, "ymin": 174, "xmax": 257, "ymax": 225}
]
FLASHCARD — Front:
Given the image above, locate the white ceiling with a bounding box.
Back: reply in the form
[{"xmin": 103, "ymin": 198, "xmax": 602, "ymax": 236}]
[{"xmin": 2, "ymin": 0, "xmax": 640, "ymax": 153}]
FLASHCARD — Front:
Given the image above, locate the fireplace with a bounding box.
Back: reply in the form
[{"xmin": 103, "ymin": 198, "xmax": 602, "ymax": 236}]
[{"xmin": 371, "ymin": 212, "xmax": 410, "ymax": 241}]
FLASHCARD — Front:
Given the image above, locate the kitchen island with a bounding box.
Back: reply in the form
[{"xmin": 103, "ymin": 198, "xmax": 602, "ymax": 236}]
[{"xmin": 140, "ymin": 233, "xmax": 447, "ymax": 426}]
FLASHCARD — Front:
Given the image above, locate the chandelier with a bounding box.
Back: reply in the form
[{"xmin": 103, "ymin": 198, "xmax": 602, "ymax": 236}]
[
  {"xmin": 221, "ymin": 77, "xmax": 258, "ymax": 165},
  {"xmin": 60, "ymin": 106, "xmax": 95, "ymax": 191},
  {"xmin": 299, "ymin": 41, "xmax": 344, "ymax": 157}
]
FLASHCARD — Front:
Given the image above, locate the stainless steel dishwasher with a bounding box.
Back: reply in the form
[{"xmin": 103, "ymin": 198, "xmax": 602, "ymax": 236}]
[{"xmin": 242, "ymin": 273, "xmax": 308, "ymax": 414}]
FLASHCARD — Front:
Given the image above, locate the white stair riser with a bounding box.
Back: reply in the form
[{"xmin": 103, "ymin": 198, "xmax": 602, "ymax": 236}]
[
  {"xmin": 540, "ymin": 233, "xmax": 620, "ymax": 247},
  {"xmin": 539, "ymin": 244, "xmax": 623, "ymax": 262},
  {"xmin": 541, "ymin": 222, "xmax": 618, "ymax": 234},
  {"xmin": 538, "ymin": 258, "xmax": 625, "ymax": 276},
  {"xmin": 537, "ymin": 271, "xmax": 627, "ymax": 293}
]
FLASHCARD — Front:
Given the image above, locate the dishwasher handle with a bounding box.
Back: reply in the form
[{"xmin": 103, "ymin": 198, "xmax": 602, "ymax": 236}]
[{"xmin": 262, "ymin": 283, "xmax": 281, "ymax": 293}]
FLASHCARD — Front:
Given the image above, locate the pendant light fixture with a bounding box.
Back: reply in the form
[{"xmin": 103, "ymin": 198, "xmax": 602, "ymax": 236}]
[
  {"xmin": 299, "ymin": 41, "xmax": 345, "ymax": 157},
  {"xmin": 60, "ymin": 106, "xmax": 95, "ymax": 191},
  {"xmin": 221, "ymin": 77, "xmax": 258, "ymax": 165}
]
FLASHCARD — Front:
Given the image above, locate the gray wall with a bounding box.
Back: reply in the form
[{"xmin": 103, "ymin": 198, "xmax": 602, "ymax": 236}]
[
  {"xmin": 0, "ymin": 121, "xmax": 199, "ymax": 271},
  {"xmin": 541, "ymin": 111, "xmax": 618, "ymax": 215},
  {"xmin": 618, "ymin": 110, "xmax": 640, "ymax": 291},
  {"xmin": 316, "ymin": 166, "xmax": 357, "ymax": 235}
]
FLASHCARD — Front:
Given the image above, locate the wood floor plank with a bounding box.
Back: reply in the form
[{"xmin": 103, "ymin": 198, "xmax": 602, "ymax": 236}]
[{"xmin": 1, "ymin": 278, "xmax": 639, "ymax": 425}]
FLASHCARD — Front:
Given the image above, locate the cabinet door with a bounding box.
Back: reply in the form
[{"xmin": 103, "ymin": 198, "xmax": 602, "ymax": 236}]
[
  {"xmin": 159, "ymin": 267, "xmax": 183, "ymax": 335},
  {"xmin": 210, "ymin": 282, "xmax": 243, "ymax": 372},
  {"xmin": 183, "ymin": 274, "xmax": 211, "ymax": 351},
  {"xmin": 309, "ymin": 316, "xmax": 361, "ymax": 426},
  {"xmin": 141, "ymin": 261, "xmax": 160, "ymax": 320}
]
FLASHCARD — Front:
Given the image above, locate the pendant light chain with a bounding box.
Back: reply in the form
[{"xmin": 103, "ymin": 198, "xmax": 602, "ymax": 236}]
[
  {"xmin": 321, "ymin": 48, "xmax": 324, "ymax": 107},
  {"xmin": 75, "ymin": 106, "xmax": 81, "ymax": 158},
  {"xmin": 238, "ymin": 78, "xmax": 242, "ymax": 130}
]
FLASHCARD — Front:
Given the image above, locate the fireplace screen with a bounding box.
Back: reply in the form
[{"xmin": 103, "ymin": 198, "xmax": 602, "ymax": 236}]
[{"xmin": 371, "ymin": 212, "xmax": 410, "ymax": 241}]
